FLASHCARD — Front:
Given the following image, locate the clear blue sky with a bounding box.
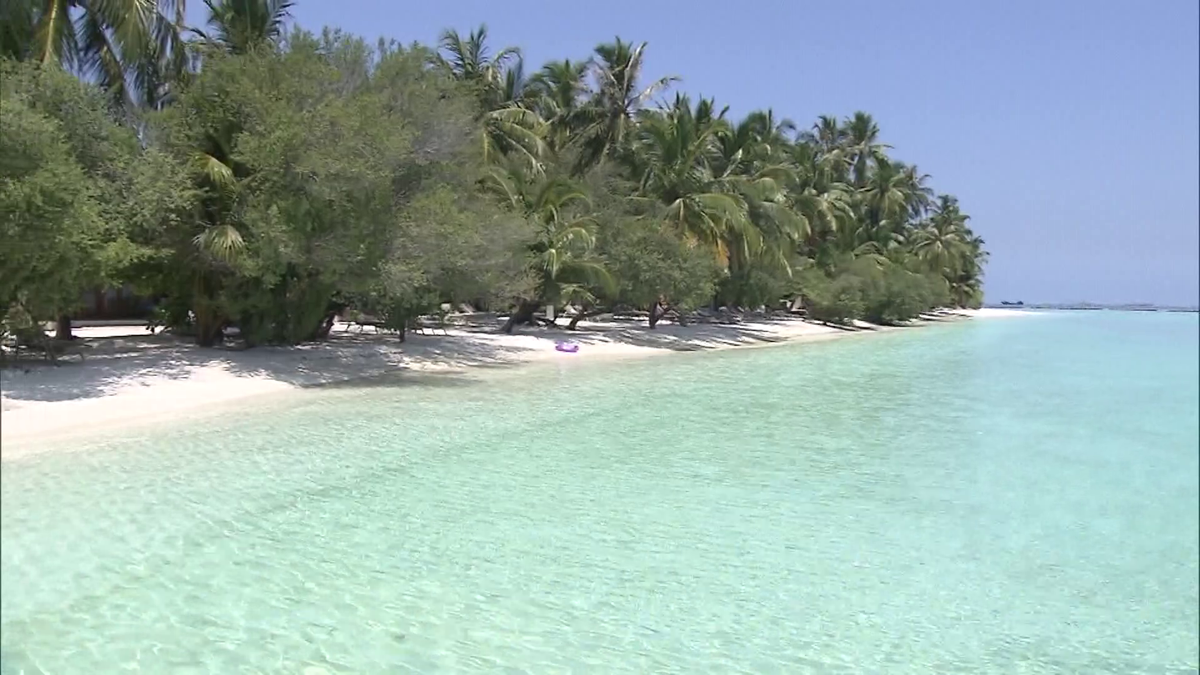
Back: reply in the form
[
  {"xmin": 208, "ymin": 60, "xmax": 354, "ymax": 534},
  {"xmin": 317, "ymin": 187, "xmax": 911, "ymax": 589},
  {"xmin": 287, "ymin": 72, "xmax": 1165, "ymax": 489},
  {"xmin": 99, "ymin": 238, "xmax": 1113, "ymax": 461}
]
[{"xmin": 188, "ymin": 0, "xmax": 1200, "ymax": 306}]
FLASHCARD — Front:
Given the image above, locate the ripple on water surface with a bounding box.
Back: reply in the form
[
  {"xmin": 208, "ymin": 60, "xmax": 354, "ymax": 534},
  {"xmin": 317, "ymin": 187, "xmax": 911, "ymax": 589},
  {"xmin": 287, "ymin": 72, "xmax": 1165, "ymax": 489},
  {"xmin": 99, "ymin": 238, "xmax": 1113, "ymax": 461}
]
[{"xmin": 2, "ymin": 312, "xmax": 1198, "ymax": 673}]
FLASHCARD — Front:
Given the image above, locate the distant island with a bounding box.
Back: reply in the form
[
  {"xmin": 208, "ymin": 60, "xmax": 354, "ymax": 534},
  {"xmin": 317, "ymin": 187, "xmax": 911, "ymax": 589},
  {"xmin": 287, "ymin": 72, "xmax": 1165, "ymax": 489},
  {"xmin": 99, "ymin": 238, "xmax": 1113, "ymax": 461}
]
[{"xmin": 988, "ymin": 302, "xmax": 1198, "ymax": 313}]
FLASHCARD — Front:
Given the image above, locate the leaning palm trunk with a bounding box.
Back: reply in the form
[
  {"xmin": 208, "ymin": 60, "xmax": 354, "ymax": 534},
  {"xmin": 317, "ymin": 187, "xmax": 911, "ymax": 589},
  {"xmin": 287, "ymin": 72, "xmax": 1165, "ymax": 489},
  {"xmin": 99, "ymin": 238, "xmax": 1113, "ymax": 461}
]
[
  {"xmin": 566, "ymin": 302, "xmax": 606, "ymax": 330},
  {"xmin": 648, "ymin": 297, "xmax": 687, "ymax": 328},
  {"xmin": 500, "ymin": 301, "xmax": 540, "ymax": 334}
]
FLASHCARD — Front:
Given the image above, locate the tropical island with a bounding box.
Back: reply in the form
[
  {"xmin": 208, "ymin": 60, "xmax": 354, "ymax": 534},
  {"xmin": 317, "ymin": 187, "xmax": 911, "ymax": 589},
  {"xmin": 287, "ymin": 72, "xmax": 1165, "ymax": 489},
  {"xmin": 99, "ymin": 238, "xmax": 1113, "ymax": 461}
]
[{"xmin": 1, "ymin": 0, "xmax": 996, "ymax": 444}]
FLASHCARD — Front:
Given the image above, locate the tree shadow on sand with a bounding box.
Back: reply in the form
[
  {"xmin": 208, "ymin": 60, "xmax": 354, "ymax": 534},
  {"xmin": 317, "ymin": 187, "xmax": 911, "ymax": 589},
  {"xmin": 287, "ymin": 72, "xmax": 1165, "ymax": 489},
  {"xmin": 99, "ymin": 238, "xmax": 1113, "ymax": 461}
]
[
  {"xmin": 0, "ymin": 313, "xmax": 904, "ymax": 405},
  {"xmin": 561, "ymin": 316, "xmax": 873, "ymax": 351},
  {"xmin": 0, "ymin": 329, "xmax": 538, "ymax": 404}
]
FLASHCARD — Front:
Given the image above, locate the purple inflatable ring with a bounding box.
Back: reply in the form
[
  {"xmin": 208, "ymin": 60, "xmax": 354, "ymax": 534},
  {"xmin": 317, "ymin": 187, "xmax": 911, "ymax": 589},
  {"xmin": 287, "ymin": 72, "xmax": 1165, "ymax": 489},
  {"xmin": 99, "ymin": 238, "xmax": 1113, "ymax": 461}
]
[{"xmin": 555, "ymin": 342, "xmax": 580, "ymax": 353}]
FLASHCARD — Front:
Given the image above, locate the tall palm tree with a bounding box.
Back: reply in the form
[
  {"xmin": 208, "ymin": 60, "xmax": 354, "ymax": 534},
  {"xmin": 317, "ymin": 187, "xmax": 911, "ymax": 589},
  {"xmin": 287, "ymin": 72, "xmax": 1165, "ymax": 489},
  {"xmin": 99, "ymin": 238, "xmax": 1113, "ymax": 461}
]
[
  {"xmin": 483, "ymin": 162, "xmax": 613, "ymax": 331},
  {"xmin": 802, "ymin": 115, "xmax": 843, "ymax": 151},
  {"xmin": 740, "ymin": 109, "xmax": 795, "ymax": 159},
  {"xmin": 712, "ymin": 112, "xmax": 805, "ymax": 276},
  {"xmin": 854, "ymin": 158, "xmax": 911, "ymax": 251},
  {"xmin": 799, "ymin": 115, "xmax": 850, "ymax": 180},
  {"xmin": 168, "ymin": 0, "xmax": 296, "ymax": 345},
  {"xmin": 928, "ymin": 201, "xmax": 988, "ymax": 308},
  {"xmin": 190, "ymin": 0, "xmax": 292, "ymax": 55},
  {"xmin": 911, "ymin": 194, "xmax": 970, "ymax": 276},
  {"xmin": 434, "ymin": 24, "xmax": 520, "ymax": 108},
  {"xmin": 135, "ymin": 6, "xmax": 191, "ymax": 110},
  {"xmin": 498, "ymin": 55, "xmax": 536, "ymax": 106},
  {"xmin": 896, "ymin": 162, "xmax": 934, "ymax": 220},
  {"xmin": 526, "ymin": 58, "xmax": 590, "ymax": 153},
  {"xmin": 951, "ymin": 231, "xmax": 988, "ymax": 306},
  {"xmin": 7, "ymin": 0, "xmax": 187, "ymax": 109},
  {"xmin": 784, "ymin": 140, "xmax": 855, "ymax": 253},
  {"xmin": 627, "ymin": 94, "xmax": 760, "ymax": 266},
  {"xmin": 842, "ymin": 111, "xmax": 891, "ymax": 188},
  {"xmin": 572, "ymin": 37, "xmax": 677, "ymax": 175},
  {"xmin": 185, "ymin": 0, "xmax": 295, "ymax": 267},
  {"xmin": 434, "ymin": 25, "xmax": 547, "ymax": 172}
]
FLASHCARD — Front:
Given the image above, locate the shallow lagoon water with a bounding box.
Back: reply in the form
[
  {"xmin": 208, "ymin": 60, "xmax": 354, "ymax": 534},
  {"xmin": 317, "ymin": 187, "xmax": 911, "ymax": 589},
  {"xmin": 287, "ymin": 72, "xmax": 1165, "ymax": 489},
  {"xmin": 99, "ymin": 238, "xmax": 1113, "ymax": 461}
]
[{"xmin": 2, "ymin": 312, "xmax": 1197, "ymax": 673}]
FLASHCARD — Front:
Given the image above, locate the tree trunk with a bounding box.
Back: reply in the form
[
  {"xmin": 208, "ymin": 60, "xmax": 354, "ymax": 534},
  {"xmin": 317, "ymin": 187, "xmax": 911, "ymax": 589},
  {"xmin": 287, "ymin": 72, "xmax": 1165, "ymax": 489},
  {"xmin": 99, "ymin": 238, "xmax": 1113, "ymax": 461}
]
[
  {"xmin": 649, "ymin": 299, "xmax": 664, "ymax": 329},
  {"xmin": 567, "ymin": 307, "xmax": 604, "ymax": 330},
  {"xmin": 195, "ymin": 304, "xmax": 224, "ymax": 347},
  {"xmin": 55, "ymin": 315, "xmax": 73, "ymax": 341},
  {"xmin": 196, "ymin": 319, "xmax": 223, "ymax": 348},
  {"xmin": 192, "ymin": 273, "xmax": 225, "ymax": 348},
  {"xmin": 501, "ymin": 302, "xmax": 538, "ymax": 334},
  {"xmin": 650, "ymin": 298, "xmax": 688, "ymax": 329},
  {"xmin": 314, "ymin": 312, "xmax": 337, "ymax": 340}
]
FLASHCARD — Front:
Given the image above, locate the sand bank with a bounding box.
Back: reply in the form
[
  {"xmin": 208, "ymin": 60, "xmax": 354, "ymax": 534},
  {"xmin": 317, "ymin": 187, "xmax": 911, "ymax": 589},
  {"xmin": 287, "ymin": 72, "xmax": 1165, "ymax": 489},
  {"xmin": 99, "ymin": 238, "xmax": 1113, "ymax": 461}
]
[
  {"xmin": 955, "ymin": 307, "xmax": 1036, "ymax": 318},
  {"xmin": 0, "ymin": 310, "xmax": 993, "ymax": 452}
]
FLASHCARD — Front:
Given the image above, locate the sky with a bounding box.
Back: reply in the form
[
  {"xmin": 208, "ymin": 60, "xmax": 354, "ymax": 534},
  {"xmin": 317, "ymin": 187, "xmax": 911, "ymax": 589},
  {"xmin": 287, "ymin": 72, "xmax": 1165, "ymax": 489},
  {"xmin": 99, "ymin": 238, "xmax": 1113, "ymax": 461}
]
[{"xmin": 188, "ymin": 0, "xmax": 1200, "ymax": 306}]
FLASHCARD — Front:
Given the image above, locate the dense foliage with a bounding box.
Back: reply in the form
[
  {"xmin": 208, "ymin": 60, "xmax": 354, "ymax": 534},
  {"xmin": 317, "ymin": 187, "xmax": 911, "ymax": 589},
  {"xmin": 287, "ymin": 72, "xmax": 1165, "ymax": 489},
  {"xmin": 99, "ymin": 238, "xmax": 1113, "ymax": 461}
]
[{"xmin": 1, "ymin": 1, "xmax": 988, "ymax": 348}]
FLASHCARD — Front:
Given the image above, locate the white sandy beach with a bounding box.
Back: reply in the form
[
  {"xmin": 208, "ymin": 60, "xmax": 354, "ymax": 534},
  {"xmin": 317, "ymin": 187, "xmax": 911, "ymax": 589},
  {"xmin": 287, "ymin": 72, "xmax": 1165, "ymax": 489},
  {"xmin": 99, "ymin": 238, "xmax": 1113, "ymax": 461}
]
[{"xmin": 0, "ymin": 308, "xmax": 1027, "ymax": 452}]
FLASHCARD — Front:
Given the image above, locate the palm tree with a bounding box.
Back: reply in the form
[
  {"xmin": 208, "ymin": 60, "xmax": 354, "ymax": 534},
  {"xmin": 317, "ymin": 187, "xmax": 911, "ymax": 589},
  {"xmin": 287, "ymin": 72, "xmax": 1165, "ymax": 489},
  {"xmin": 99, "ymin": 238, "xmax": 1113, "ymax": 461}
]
[
  {"xmin": 135, "ymin": 7, "xmax": 191, "ymax": 110},
  {"xmin": 483, "ymin": 162, "xmax": 613, "ymax": 332},
  {"xmin": 740, "ymin": 109, "xmax": 796, "ymax": 159},
  {"xmin": 168, "ymin": 0, "xmax": 296, "ymax": 346},
  {"xmin": 498, "ymin": 55, "xmax": 537, "ymax": 106},
  {"xmin": 784, "ymin": 140, "xmax": 855, "ymax": 260},
  {"xmin": 802, "ymin": 115, "xmax": 843, "ymax": 151},
  {"xmin": 896, "ymin": 162, "xmax": 934, "ymax": 220},
  {"xmin": 626, "ymin": 94, "xmax": 754, "ymax": 264},
  {"xmin": 842, "ymin": 111, "xmax": 891, "ymax": 188},
  {"xmin": 185, "ymin": 0, "xmax": 294, "ymax": 270},
  {"xmin": 712, "ymin": 112, "xmax": 806, "ymax": 280},
  {"xmin": 855, "ymin": 157, "xmax": 911, "ymax": 251},
  {"xmin": 435, "ymin": 24, "xmax": 520, "ymax": 108},
  {"xmin": 479, "ymin": 106, "xmax": 548, "ymax": 172},
  {"xmin": 433, "ymin": 25, "xmax": 548, "ymax": 172},
  {"xmin": 950, "ymin": 232, "xmax": 988, "ymax": 306},
  {"xmin": 526, "ymin": 58, "xmax": 590, "ymax": 153},
  {"xmin": 799, "ymin": 115, "xmax": 850, "ymax": 180},
  {"xmin": 190, "ymin": 0, "xmax": 292, "ymax": 55},
  {"xmin": 7, "ymin": 0, "xmax": 187, "ymax": 109},
  {"xmin": 572, "ymin": 37, "xmax": 677, "ymax": 175},
  {"xmin": 911, "ymin": 195, "xmax": 969, "ymax": 276}
]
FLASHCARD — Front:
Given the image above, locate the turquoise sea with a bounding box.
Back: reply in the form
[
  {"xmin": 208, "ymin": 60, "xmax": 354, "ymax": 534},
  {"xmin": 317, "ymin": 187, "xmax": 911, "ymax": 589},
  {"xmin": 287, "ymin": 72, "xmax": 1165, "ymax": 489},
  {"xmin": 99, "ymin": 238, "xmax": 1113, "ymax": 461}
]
[{"xmin": 2, "ymin": 312, "xmax": 1197, "ymax": 674}]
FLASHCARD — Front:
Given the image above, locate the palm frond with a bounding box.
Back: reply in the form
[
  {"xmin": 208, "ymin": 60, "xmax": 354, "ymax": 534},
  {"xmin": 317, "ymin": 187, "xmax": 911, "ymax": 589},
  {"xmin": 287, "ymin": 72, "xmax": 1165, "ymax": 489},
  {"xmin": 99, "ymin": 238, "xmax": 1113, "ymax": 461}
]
[
  {"xmin": 193, "ymin": 224, "xmax": 245, "ymax": 260},
  {"xmin": 191, "ymin": 151, "xmax": 236, "ymax": 188}
]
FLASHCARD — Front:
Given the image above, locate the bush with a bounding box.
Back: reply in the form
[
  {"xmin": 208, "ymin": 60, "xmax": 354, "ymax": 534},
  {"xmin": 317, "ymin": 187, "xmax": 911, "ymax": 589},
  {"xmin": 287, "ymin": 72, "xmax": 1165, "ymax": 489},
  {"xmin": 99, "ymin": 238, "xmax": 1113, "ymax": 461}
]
[
  {"xmin": 718, "ymin": 264, "xmax": 793, "ymax": 310},
  {"xmin": 797, "ymin": 268, "xmax": 864, "ymax": 323},
  {"xmin": 597, "ymin": 218, "xmax": 722, "ymax": 312},
  {"xmin": 856, "ymin": 264, "xmax": 933, "ymax": 325}
]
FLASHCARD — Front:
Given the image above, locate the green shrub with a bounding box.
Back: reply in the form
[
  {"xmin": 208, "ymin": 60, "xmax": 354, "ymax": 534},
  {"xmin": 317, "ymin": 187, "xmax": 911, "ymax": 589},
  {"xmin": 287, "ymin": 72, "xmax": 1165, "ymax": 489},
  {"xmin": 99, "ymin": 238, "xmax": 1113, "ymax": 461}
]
[
  {"xmin": 719, "ymin": 264, "xmax": 793, "ymax": 310},
  {"xmin": 858, "ymin": 264, "xmax": 934, "ymax": 324},
  {"xmin": 597, "ymin": 218, "xmax": 722, "ymax": 312},
  {"xmin": 797, "ymin": 268, "xmax": 865, "ymax": 323}
]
